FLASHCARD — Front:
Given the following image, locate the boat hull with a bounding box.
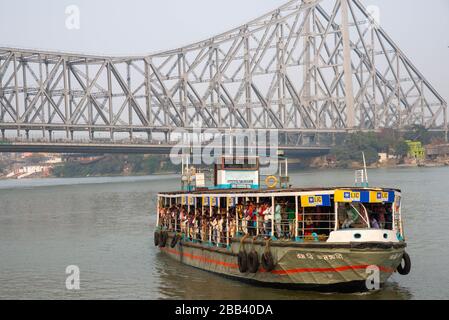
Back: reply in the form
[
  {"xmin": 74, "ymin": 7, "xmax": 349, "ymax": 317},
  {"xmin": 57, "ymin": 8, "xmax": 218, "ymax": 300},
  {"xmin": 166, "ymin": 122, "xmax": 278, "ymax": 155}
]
[{"xmin": 159, "ymin": 232, "xmax": 406, "ymax": 292}]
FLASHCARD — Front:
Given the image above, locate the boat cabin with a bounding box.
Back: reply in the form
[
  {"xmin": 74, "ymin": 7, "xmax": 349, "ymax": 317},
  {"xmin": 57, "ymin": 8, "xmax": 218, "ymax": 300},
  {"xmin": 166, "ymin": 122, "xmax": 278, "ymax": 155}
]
[{"xmin": 156, "ymin": 187, "xmax": 403, "ymax": 247}]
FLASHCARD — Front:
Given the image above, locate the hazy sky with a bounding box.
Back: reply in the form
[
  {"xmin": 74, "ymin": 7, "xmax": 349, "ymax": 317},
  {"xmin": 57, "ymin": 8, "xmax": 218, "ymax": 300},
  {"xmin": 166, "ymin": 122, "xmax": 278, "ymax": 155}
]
[{"xmin": 0, "ymin": 0, "xmax": 448, "ymax": 100}]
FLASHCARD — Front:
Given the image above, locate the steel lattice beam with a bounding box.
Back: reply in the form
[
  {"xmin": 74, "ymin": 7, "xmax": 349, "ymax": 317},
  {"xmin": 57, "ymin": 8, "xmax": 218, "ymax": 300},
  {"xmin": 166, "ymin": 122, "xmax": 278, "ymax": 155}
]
[{"xmin": 0, "ymin": 0, "xmax": 447, "ymax": 148}]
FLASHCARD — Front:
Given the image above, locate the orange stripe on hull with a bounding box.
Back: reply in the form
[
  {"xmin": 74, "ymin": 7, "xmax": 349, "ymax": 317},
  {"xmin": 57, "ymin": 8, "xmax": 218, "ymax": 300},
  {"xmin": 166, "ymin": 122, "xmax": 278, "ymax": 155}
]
[
  {"xmin": 161, "ymin": 247, "xmax": 394, "ymax": 275},
  {"xmin": 270, "ymin": 265, "xmax": 394, "ymax": 275},
  {"xmin": 162, "ymin": 247, "xmax": 239, "ymax": 268}
]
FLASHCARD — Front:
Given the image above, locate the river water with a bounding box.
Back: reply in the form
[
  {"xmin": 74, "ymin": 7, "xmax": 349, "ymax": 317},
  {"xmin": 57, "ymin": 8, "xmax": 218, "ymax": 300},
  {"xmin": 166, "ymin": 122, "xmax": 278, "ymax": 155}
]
[{"xmin": 0, "ymin": 167, "xmax": 448, "ymax": 300}]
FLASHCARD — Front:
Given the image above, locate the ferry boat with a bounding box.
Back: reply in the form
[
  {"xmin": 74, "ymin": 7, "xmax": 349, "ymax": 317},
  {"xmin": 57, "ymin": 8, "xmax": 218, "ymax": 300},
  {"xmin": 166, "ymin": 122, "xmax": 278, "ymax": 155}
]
[{"xmin": 154, "ymin": 155, "xmax": 411, "ymax": 292}]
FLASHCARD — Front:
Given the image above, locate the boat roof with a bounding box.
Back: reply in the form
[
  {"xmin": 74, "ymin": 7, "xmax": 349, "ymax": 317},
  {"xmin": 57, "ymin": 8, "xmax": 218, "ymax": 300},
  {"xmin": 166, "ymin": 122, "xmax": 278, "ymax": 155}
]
[{"xmin": 158, "ymin": 187, "xmax": 401, "ymax": 196}]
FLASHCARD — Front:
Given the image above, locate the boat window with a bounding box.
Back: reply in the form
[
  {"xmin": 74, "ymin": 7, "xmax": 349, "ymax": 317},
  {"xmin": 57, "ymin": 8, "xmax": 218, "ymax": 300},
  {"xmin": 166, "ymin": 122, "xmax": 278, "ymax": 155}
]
[
  {"xmin": 220, "ymin": 156, "xmax": 259, "ymax": 170},
  {"xmin": 364, "ymin": 203, "xmax": 394, "ymax": 230},
  {"xmin": 337, "ymin": 202, "xmax": 394, "ymax": 230}
]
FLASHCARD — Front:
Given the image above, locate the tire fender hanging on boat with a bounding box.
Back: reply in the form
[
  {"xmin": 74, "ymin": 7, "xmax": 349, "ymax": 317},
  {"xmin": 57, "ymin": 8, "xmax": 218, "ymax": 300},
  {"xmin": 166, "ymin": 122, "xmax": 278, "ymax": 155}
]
[
  {"xmin": 154, "ymin": 231, "xmax": 160, "ymax": 246},
  {"xmin": 261, "ymin": 239, "xmax": 276, "ymax": 272},
  {"xmin": 248, "ymin": 251, "xmax": 260, "ymax": 273},
  {"xmin": 238, "ymin": 251, "xmax": 248, "ymax": 273},
  {"xmin": 159, "ymin": 231, "xmax": 168, "ymax": 248},
  {"xmin": 237, "ymin": 234, "xmax": 250, "ymax": 273},
  {"xmin": 397, "ymin": 251, "xmax": 411, "ymax": 275},
  {"xmin": 170, "ymin": 234, "xmax": 180, "ymax": 248}
]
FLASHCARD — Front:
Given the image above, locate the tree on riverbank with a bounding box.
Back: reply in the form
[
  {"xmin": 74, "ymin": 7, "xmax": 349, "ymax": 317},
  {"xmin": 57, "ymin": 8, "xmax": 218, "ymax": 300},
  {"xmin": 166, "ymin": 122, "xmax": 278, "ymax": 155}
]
[
  {"xmin": 329, "ymin": 128, "xmax": 442, "ymax": 168},
  {"xmin": 331, "ymin": 132, "xmax": 383, "ymax": 167}
]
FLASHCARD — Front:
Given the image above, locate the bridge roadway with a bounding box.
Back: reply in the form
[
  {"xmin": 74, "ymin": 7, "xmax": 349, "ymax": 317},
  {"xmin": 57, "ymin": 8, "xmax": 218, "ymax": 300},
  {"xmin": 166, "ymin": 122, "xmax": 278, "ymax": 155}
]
[{"xmin": 0, "ymin": 140, "xmax": 330, "ymax": 158}]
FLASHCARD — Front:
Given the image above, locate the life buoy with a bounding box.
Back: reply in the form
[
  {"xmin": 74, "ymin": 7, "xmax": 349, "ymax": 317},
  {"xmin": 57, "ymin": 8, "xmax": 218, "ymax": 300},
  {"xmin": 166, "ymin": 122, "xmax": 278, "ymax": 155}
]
[
  {"xmin": 170, "ymin": 234, "xmax": 180, "ymax": 248},
  {"xmin": 397, "ymin": 251, "xmax": 411, "ymax": 275},
  {"xmin": 265, "ymin": 176, "xmax": 278, "ymax": 189},
  {"xmin": 238, "ymin": 251, "xmax": 248, "ymax": 273},
  {"xmin": 248, "ymin": 251, "xmax": 260, "ymax": 273},
  {"xmin": 261, "ymin": 251, "xmax": 275, "ymax": 272},
  {"xmin": 159, "ymin": 231, "xmax": 168, "ymax": 248},
  {"xmin": 154, "ymin": 231, "xmax": 160, "ymax": 246}
]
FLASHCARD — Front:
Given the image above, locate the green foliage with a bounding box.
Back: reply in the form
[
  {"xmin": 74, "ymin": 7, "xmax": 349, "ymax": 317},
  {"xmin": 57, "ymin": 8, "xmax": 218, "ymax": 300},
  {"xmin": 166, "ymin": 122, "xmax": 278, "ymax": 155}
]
[
  {"xmin": 394, "ymin": 141, "xmax": 409, "ymax": 158},
  {"xmin": 53, "ymin": 155, "xmax": 124, "ymax": 177},
  {"xmin": 331, "ymin": 132, "xmax": 384, "ymax": 167},
  {"xmin": 403, "ymin": 125, "xmax": 435, "ymax": 145},
  {"xmin": 331, "ymin": 126, "xmax": 442, "ymax": 167}
]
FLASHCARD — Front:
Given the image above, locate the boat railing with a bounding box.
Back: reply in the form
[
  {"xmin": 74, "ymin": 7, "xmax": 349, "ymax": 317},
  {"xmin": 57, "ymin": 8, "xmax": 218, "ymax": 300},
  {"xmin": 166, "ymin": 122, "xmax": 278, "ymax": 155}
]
[{"xmin": 234, "ymin": 213, "xmax": 335, "ymax": 242}]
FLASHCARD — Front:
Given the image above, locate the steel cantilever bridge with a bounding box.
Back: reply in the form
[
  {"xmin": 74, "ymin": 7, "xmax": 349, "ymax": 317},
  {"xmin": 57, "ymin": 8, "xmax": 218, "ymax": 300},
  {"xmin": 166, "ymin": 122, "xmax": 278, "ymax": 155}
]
[{"xmin": 0, "ymin": 0, "xmax": 447, "ymax": 155}]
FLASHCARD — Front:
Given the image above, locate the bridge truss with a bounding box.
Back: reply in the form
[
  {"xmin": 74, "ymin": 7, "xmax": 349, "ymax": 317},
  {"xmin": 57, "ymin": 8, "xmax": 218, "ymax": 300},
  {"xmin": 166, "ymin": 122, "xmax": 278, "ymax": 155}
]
[{"xmin": 0, "ymin": 0, "xmax": 447, "ymax": 149}]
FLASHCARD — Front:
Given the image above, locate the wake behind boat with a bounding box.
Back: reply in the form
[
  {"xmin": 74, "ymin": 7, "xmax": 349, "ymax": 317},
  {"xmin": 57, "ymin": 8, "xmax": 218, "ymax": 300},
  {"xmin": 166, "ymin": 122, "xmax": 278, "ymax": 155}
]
[{"xmin": 153, "ymin": 155, "xmax": 411, "ymax": 292}]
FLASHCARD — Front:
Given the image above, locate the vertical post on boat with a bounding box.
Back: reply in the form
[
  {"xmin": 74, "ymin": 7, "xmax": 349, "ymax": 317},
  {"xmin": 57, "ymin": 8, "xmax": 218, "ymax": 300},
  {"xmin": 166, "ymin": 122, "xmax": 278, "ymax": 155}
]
[
  {"xmin": 194, "ymin": 196, "xmax": 197, "ymax": 242},
  {"xmin": 182, "ymin": 195, "xmax": 187, "ymax": 239},
  {"xmin": 217, "ymin": 197, "xmax": 221, "ymax": 246},
  {"xmin": 256, "ymin": 196, "xmax": 260, "ymax": 236},
  {"xmin": 201, "ymin": 196, "xmax": 205, "ymax": 242},
  {"xmin": 209, "ymin": 196, "xmax": 212, "ymax": 245},
  {"xmin": 235, "ymin": 196, "xmax": 240, "ymax": 236},
  {"xmin": 295, "ymin": 194, "xmax": 299, "ymax": 241},
  {"xmin": 156, "ymin": 195, "xmax": 160, "ymax": 228},
  {"xmin": 188, "ymin": 195, "xmax": 191, "ymax": 238},
  {"xmin": 334, "ymin": 196, "xmax": 338, "ymax": 231},
  {"xmin": 226, "ymin": 196, "xmax": 230, "ymax": 248},
  {"xmin": 174, "ymin": 196, "xmax": 178, "ymax": 233},
  {"xmin": 302, "ymin": 207, "xmax": 305, "ymax": 237},
  {"xmin": 271, "ymin": 196, "xmax": 275, "ymax": 239},
  {"xmin": 398, "ymin": 194, "xmax": 404, "ymax": 239}
]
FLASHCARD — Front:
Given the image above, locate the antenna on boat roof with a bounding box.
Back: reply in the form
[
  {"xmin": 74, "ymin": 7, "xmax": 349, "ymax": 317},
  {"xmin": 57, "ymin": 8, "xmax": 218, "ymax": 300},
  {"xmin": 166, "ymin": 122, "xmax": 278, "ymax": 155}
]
[{"xmin": 355, "ymin": 152, "xmax": 369, "ymax": 188}]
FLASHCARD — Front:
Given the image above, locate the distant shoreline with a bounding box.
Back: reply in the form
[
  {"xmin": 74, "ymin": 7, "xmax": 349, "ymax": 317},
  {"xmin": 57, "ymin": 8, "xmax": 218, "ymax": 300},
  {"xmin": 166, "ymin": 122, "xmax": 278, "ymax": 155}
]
[{"xmin": 2, "ymin": 162, "xmax": 448, "ymax": 181}]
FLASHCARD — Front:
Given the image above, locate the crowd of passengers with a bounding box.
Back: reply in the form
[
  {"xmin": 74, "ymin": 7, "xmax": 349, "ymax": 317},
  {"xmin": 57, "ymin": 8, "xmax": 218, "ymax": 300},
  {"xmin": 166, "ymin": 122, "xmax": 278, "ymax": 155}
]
[
  {"xmin": 158, "ymin": 200, "xmax": 394, "ymax": 245},
  {"xmin": 158, "ymin": 200, "xmax": 335, "ymax": 244}
]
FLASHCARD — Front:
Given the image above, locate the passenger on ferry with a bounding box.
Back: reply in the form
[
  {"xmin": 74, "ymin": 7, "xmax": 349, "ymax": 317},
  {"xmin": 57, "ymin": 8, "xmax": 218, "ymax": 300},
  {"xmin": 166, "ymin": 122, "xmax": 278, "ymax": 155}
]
[
  {"xmin": 342, "ymin": 203, "xmax": 359, "ymax": 229},
  {"xmin": 377, "ymin": 205, "xmax": 386, "ymax": 229},
  {"xmin": 194, "ymin": 211, "xmax": 201, "ymax": 240},
  {"xmin": 211, "ymin": 213, "xmax": 218, "ymax": 243},
  {"xmin": 286, "ymin": 204, "xmax": 296, "ymax": 238},
  {"xmin": 274, "ymin": 202, "xmax": 282, "ymax": 238},
  {"xmin": 263, "ymin": 203, "xmax": 273, "ymax": 238},
  {"xmin": 257, "ymin": 203, "xmax": 265, "ymax": 235},
  {"xmin": 281, "ymin": 202, "xmax": 289, "ymax": 238},
  {"xmin": 218, "ymin": 214, "xmax": 225, "ymax": 243},
  {"xmin": 304, "ymin": 216, "xmax": 314, "ymax": 236},
  {"xmin": 229, "ymin": 213, "xmax": 236, "ymax": 238},
  {"xmin": 189, "ymin": 212, "xmax": 196, "ymax": 240},
  {"xmin": 369, "ymin": 213, "xmax": 380, "ymax": 229},
  {"xmin": 201, "ymin": 215, "xmax": 208, "ymax": 242},
  {"xmin": 180, "ymin": 208, "xmax": 187, "ymax": 234},
  {"xmin": 250, "ymin": 202, "xmax": 258, "ymax": 236}
]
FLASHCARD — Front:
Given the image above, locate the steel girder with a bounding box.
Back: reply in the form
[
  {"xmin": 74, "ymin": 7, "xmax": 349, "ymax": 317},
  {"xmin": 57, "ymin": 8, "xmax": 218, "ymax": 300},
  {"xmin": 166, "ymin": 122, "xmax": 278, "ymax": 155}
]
[{"xmin": 0, "ymin": 0, "xmax": 447, "ymax": 146}]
